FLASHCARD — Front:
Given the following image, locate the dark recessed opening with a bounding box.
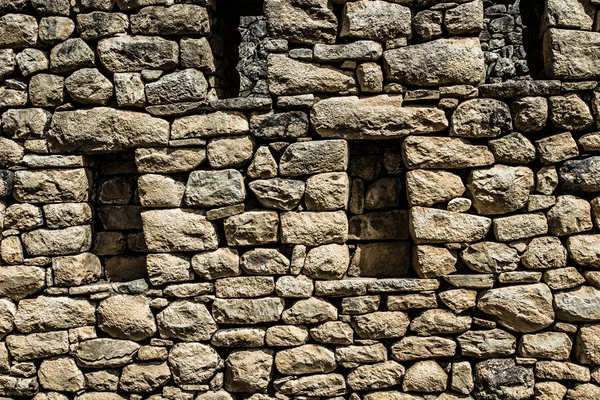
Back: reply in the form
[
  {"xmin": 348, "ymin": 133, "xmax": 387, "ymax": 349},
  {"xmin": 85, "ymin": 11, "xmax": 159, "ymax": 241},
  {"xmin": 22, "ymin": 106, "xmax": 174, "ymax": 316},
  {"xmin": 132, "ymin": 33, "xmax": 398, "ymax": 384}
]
[{"xmin": 520, "ymin": 0, "xmax": 545, "ymax": 78}]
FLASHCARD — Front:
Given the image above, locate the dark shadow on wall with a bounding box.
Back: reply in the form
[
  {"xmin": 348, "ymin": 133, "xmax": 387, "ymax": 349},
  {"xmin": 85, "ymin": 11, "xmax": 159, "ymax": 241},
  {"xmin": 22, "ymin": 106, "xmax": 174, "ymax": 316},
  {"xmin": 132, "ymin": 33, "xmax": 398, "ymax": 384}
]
[{"xmin": 520, "ymin": 0, "xmax": 545, "ymax": 78}]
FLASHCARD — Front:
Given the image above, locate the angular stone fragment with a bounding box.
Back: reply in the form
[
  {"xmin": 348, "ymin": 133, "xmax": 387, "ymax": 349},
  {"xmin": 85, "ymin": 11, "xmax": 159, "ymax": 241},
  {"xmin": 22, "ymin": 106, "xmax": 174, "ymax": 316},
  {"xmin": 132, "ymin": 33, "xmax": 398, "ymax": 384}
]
[
  {"xmin": 156, "ymin": 300, "xmax": 216, "ymax": 341},
  {"xmin": 249, "ymin": 178, "xmax": 304, "ymax": 211},
  {"xmin": 13, "ymin": 168, "xmax": 90, "ymax": 203},
  {"xmin": 275, "ymin": 344, "xmax": 335, "ymax": 375},
  {"xmin": 266, "ymin": 325, "xmax": 309, "ymax": 347},
  {"xmin": 6, "ymin": 331, "xmax": 68, "ymax": 361},
  {"xmin": 403, "ymin": 136, "xmax": 494, "ymax": 169},
  {"xmin": 2, "ymin": 108, "xmax": 51, "ymax": 140},
  {"xmin": 65, "ymin": 68, "xmax": 113, "ymax": 105},
  {"xmin": 348, "ymin": 361, "xmax": 405, "ymax": 391},
  {"xmin": 146, "ymin": 69, "xmax": 207, "ymax": 105},
  {"xmin": 478, "ymin": 283, "xmax": 554, "ymax": 332},
  {"xmin": 29, "ymin": 73, "xmax": 64, "ymax": 107},
  {"xmin": 445, "ymin": 0, "xmax": 483, "ymax": 34},
  {"xmin": 224, "ymin": 211, "xmax": 279, "ymax": 246},
  {"xmin": 458, "ymin": 329, "xmax": 516, "ymax": 357},
  {"xmin": 544, "ymin": 29, "xmax": 600, "ymax": 79},
  {"xmin": 281, "ymin": 211, "xmax": 348, "ymax": 245},
  {"xmin": 512, "ymin": 96, "xmax": 548, "ymax": 132},
  {"xmin": 384, "ymin": 38, "xmax": 485, "ymax": 87},
  {"xmin": 304, "ymin": 172, "xmax": 349, "ymax": 211},
  {"xmin": 559, "ymin": 156, "xmax": 600, "ymax": 192},
  {"xmin": 566, "ymin": 383, "xmax": 600, "ymax": 399},
  {"xmin": 314, "ymin": 40, "xmax": 382, "ymax": 62},
  {"xmin": 474, "ymin": 359, "xmax": 534, "ymax": 400},
  {"xmin": 52, "ymin": 253, "xmax": 101, "ymax": 286},
  {"xmin": 412, "ymin": 245, "xmax": 457, "ymax": 278},
  {"xmin": 264, "ymin": 0, "xmax": 337, "ymax": 44},
  {"xmin": 114, "ymin": 72, "xmax": 144, "ymax": 107},
  {"xmin": 97, "ymin": 295, "xmax": 156, "ymax": 340},
  {"xmin": 135, "ymin": 147, "xmax": 205, "ymax": 174},
  {"xmin": 489, "ymin": 133, "xmax": 536, "ymax": 164},
  {"xmin": 268, "ymin": 54, "xmax": 356, "ymax": 95},
  {"xmin": 172, "ymin": 111, "xmax": 248, "ymax": 139},
  {"xmin": 0, "ymin": 14, "xmax": 37, "ymax": 48},
  {"xmin": 536, "ymin": 361, "xmax": 590, "ymax": 382},
  {"xmin": 168, "ymin": 342, "xmax": 222, "ymax": 386},
  {"xmin": 212, "ymin": 298, "xmax": 284, "ymax": 324},
  {"xmin": 341, "ymin": 0, "xmax": 411, "ymax": 40},
  {"xmin": 543, "ymin": 0, "xmax": 594, "ymax": 30},
  {"xmin": 192, "ymin": 248, "xmax": 240, "ymax": 280},
  {"xmin": 39, "ymin": 356, "xmax": 85, "ymax": 392},
  {"xmin": 207, "ymin": 135, "xmax": 254, "ymax": 168},
  {"xmin": 120, "ymin": 362, "xmax": 170, "ymax": 393},
  {"xmin": 403, "ymin": 360, "xmax": 447, "ymax": 392},
  {"xmin": 410, "ymin": 309, "xmax": 471, "ymax": 335},
  {"xmin": 547, "ymin": 195, "xmax": 593, "ymax": 236},
  {"xmin": 15, "ymin": 296, "xmax": 95, "ymax": 333},
  {"xmin": 555, "ymin": 286, "xmax": 600, "ymax": 322},
  {"xmin": 391, "ymin": 336, "xmax": 456, "ymax": 361},
  {"xmin": 409, "ymin": 207, "xmax": 491, "ymax": 244},
  {"xmin": 468, "ymin": 165, "xmax": 533, "ymax": 215},
  {"xmin": 22, "ymin": 225, "xmax": 92, "ymax": 256},
  {"xmin": 461, "ymin": 242, "xmax": 519, "ymax": 273},
  {"xmin": 225, "ymin": 349, "xmax": 273, "ymax": 393},
  {"xmin": 184, "ymin": 170, "xmax": 245, "ymax": 208},
  {"xmin": 138, "ymin": 174, "xmax": 185, "ymax": 207},
  {"xmin": 240, "ymin": 248, "xmax": 289, "ymax": 276},
  {"xmin": 76, "ymin": 11, "xmax": 128, "ymax": 39},
  {"xmin": 98, "ymin": 35, "xmax": 178, "ymax": 72},
  {"xmin": 142, "ymin": 208, "xmax": 218, "ymax": 252},
  {"xmin": 536, "ymin": 133, "xmax": 580, "ymax": 166},
  {"xmin": 0, "ymin": 265, "xmax": 43, "ymax": 300},
  {"xmin": 274, "ymin": 373, "xmax": 346, "ymax": 397},
  {"xmin": 550, "ymin": 94, "xmax": 594, "ymax": 131},
  {"xmin": 49, "ymin": 108, "xmax": 169, "ymax": 153},
  {"xmin": 15, "ymin": 48, "xmax": 47, "ymax": 77},
  {"xmin": 302, "ymin": 244, "xmax": 349, "ymax": 279},
  {"xmin": 50, "ymin": 38, "xmax": 95, "ymax": 73},
  {"xmin": 451, "ymin": 99, "xmax": 512, "ymax": 138},
  {"xmin": 280, "ymin": 140, "xmax": 348, "ymax": 176},
  {"xmin": 211, "ymin": 327, "xmax": 265, "ymax": 348},
  {"xmin": 405, "ymin": 169, "xmax": 465, "ymax": 206},
  {"xmin": 353, "ymin": 311, "xmax": 409, "ymax": 339},
  {"xmin": 311, "ymin": 95, "xmax": 448, "ymax": 139},
  {"xmin": 76, "ymin": 338, "xmax": 140, "ymax": 368},
  {"xmin": 520, "ymin": 332, "xmax": 572, "ymax": 360},
  {"xmin": 131, "ymin": 4, "xmax": 209, "ymax": 35},
  {"xmin": 282, "ymin": 297, "xmax": 337, "ymax": 325},
  {"xmin": 493, "ymin": 213, "xmax": 548, "ymax": 241},
  {"xmin": 349, "ymin": 242, "xmax": 411, "ymax": 277},
  {"xmin": 568, "ymin": 234, "xmax": 600, "ymax": 268}
]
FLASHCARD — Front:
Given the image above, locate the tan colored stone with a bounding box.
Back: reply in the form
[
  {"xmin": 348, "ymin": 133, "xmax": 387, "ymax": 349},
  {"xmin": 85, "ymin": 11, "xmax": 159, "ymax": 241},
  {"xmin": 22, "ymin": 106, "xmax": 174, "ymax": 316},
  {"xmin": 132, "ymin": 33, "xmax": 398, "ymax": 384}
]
[
  {"xmin": 403, "ymin": 136, "xmax": 494, "ymax": 169},
  {"xmin": 409, "ymin": 207, "xmax": 492, "ymax": 244}
]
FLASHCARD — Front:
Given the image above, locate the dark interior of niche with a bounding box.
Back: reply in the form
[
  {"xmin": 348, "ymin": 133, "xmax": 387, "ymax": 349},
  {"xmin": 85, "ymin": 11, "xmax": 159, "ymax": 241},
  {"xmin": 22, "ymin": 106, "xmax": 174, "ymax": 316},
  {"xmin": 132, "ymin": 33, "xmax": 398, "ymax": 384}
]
[
  {"xmin": 215, "ymin": 0, "xmax": 266, "ymax": 98},
  {"xmin": 520, "ymin": 0, "xmax": 545, "ymax": 78}
]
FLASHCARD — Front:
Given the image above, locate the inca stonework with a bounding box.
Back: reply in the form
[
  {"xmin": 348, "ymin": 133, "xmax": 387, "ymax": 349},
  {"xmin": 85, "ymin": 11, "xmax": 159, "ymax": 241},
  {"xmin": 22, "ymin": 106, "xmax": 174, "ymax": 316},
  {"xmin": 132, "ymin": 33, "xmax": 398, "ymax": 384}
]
[{"xmin": 1, "ymin": 0, "xmax": 600, "ymax": 399}]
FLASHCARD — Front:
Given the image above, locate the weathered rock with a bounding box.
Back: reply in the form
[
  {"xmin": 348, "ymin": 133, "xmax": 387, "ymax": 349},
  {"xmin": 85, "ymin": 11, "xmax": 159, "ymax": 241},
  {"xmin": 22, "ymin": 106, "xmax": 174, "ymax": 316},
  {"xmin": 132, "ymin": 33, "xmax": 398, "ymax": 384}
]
[
  {"xmin": 29, "ymin": 73, "xmax": 65, "ymax": 107},
  {"xmin": 275, "ymin": 344, "xmax": 335, "ymax": 375},
  {"xmin": 207, "ymin": 135, "xmax": 254, "ymax": 168},
  {"xmin": 216, "ymin": 277, "xmax": 274, "ymax": 298},
  {"xmin": 566, "ymin": 383, "xmax": 600, "ymax": 399},
  {"xmin": 130, "ymin": 4, "xmax": 209, "ymax": 35},
  {"xmin": 212, "ymin": 298, "xmax": 284, "ymax": 324},
  {"xmin": 384, "ymin": 38, "xmax": 485, "ymax": 87},
  {"xmin": 39, "ymin": 356, "xmax": 85, "ymax": 392},
  {"xmin": 405, "ymin": 169, "xmax": 465, "ymax": 207},
  {"xmin": 280, "ymin": 140, "xmax": 348, "ymax": 176},
  {"xmin": 6, "ymin": 331, "xmax": 68, "ymax": 361},
  {"xmin": 410, "ymin": 309, "xmax": 471, "ymax": 336},
  {"xmin": 555, "ymin": 286, "xmax": 600, "ymax": 322},
  {"xmin": 138, "ymin": 174, "xmax": 185, "ymax": 207},
  {"xmin": 65, "ymin": 68, "xmax": 113, "ymax": 105},
  {"xmin": 13, "ymin": 168, "xmax": 90, "ymax": 203},
  {"xmin": 349, "ymin": 210, "xmax": 409, "ymax": 241},
  {"xmin": 76, "ymin": 11, "xmax": 128, "ymax": 39},
  {"xmin": 403, "ymin": 360, "xmax": 447, "ymax": 392},
  {"xmin": 268, "ymin": 54, "xmax": 356, "ymax": 95},
  {"xmin": 544, "ymin": 29, "xmax": 600, "ymax": 79},
  {"xmin": 119, "ymin": 362, "xmax": 170, "ymax": 393},
  {"xmin": 451, "ymin": 99, "xmax": 512, "ymax": 138},
  {"xmin": 467, "ymin": 165, "xmax": 534, "ymax": 215},
  {"xmin": 224, "ymin": 211, "xmax": 279, "ymax": 246},
  {"xmin": 264, "ymin": 0, "xmax": 337, "ymax": 44},
  {"xmin": 559, "ymin": 156, "xmax": 600, "ymax": 192},
  {"xmin": 440, "ymin": 289, "xmax": 477, "ymax": 314},
  {"xmin": 0, "ymin": 375, "xmax": 38, "ymax": 397},
  {"xmin": 474, "ymin": 358, "xmax": 534, "ymax": 400},
  {"xmin": 14, "ymin": 296, "xmax": 95, "ymax": 333},
  {"xmin": 493, "ymin": 213, "xmax": 549, "ymax": 241},
  {"xmin": 512, "ymin": 96, "xmax": 548, "ymax": 132},
  {"xmin": 412, "ymin": 245, "xmax": 457, "ymax": 278},
  {"xmin": 547, "ymin": 195, "xmax": 593, "ymax": 236},
  {"xmin": 348, "ymin": 361, "xmax": 405, "ymax": 391},
  {"xmin": 536, "ymin": 361, "xmax": 590, "ymax": 382},
  {"xmin": 567, "ymin": 234, "xmax": 600, "ymax": 268},
  {"xmin": 49, "ymin": 108, "xmax": 169, "ymax": 153},
  {"xmin": 519, "ymin": 332, "xmax": 572, "ymax": 360},
  {"xmin": 458, "ymin": 329, "xmax": 516, "ymax": 358},
  {"xmin": 273, "ymin": 373, "xmax": 346, "ymax": 397},
  {"xmin": 240, "ymin": 248, "xmax": 289, "ymax": 275},
  {"xmin": 478, "ymin": 284, "xmax": 554, "ymax": 332},
  {"xmin": 0, "ymin": 14, "xmax": 37, "ymax": 48},
  {"xmin": 98, "ymin": 35, "xmax": 178, "ymax": 72},
  {"xmin": 225, "ymin": 349, "xmax": 273, "ymax": 393},
  {"xmin": 157, "ymin": 301, "xmax": 216, "ymax": 341},
  {"xmin": 403, "ymin": 136, "xmax": 495, "ymax": 170},
  {"xmin": 184, "ymin": 170, "xmax": 245, "ymax": 208},
  {"xmin": 521, "ymin": 236, "xmax": 567, "ymax": 269},
  {"xmin": 266, "ymin": 325, "xmax": 309, "ymax": 347},
  {"xmin": 97, "ymin": 295, "xmax": 156, "ymax": 340},
  {"xmin": 249, "ymin": 178, "xmax": 304, "ymax": 211},
  {"xmin": 409, "ymin": 207, "xmax": 492, "ymax": 244},
  {"xmin": 276, "ymin": 275, "xmax": 313, "ymax": 298},
  {"xmin": 536, "ymin": 132, "xmax": 579, "ymax": 164},
  {"xmin": 543, "ymin": 0, "xmax": 594, "ymax": 30},
  {"xmin": 311, "ymin": 95, "xmax": 448, "ymax": 139},
  {"xmin": 304, "ymin": 172, "xmax": 349, "ymax": 211},
  {"xmin": 302, "ymin": 244, "xmax": 349, "ymax": 279},
  {"xmin": 21, "ymin": 225, "xmax": 92, "ymax": 256},
  {"xmin": 550, "ymin": 94, "xmax": 594, "ymax": 131},
  {"xmin": 142, "ymin": 208, "xmax": 218, "ymax": 252},
  {"xmin": 461, "ymin": 242, "xmax": 519, "ymax": 273},
  {"xmin": 114, "ymin": 72, "xmax": 145, "ymax": 107},
  {"xmin": 281, "ymin": 211, "xmax": 348, "ymax": 245},
  {"xmin": 146, "ymin": 69, "xmax": 207, "ymax": 105},
  {"xmin": 171, "ymin": 111, "xmax": 248, "ymax": 139},
  {"xmin": 353, "ymin": 311, "xmax": 409, "ymax": 339},
  {"xmin": 75, "ymin": 338, "xmax": 140, "ymax": 368},
  {"xmin": 15, "ymin": 48, "xmax": 47, "ymax": 77},
  {"xmin": 168, "ymin": 342, "xmax": 222, "ymax": 386},
  {"xmin": 341, "ymin": 0, "xmax": 411, "ymax": 40},
  {"xmin": 52, "ymin": 253, "xmax": 101, "ymax": 286},
  {"xmin": 391, "ymin": 336, "xmax": 456, "ymax": 361},
  {"xmin": 282, "ymin": 297, "xmax": 337, "ymax": 325},
  {"xmin": 445, "ymin": 0, "xmax": 483, "ymax": 34}
]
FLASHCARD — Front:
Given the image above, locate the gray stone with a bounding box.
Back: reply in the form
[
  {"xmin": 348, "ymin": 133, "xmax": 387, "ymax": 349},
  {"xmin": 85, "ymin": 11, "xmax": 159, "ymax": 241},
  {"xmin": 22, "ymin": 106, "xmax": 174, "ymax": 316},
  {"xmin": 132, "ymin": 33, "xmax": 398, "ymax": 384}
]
[
  {"xmin": 76, "ymin": 12, "xmax": 128, "ymax": 39},
  {"xmin": 341, "ymin": 0, "xmax": 411, "ymax": 40},
  {"xmin": 384, "ymin": 38, "xmax": 485, "ymax": 87},
  {"xmin": 38, "ymin": 16, "xmax": 75, "ymax": 43},
  {"xmin": 49, "ymin": 108, "xmax": 169, "ymax": 153},
  {"xmin": 512, "ymin": 96, "xmax": 548, "ymax": 132},
  {"xmin": 264, "ymin": 0, "xmax": 337, "ymax": 44},
  {"xmin": 555, "ymin": 286, "xmax": 600, "ymax": 322},
  {"xmin": 451, "ymin": 99, "xmax": 512, "ymax": 138},
  {"xmin": 250, "ymin": 111, "xmax": 308, "ymax": 139},
  {"xmin": 550, "ymin": 94, "xmax": 594, "ymax": 131},
  {"xmin": 130, "ymin": 4, "xmax": 210, "ymax": 35},
  {"xmin": 65, "ymin": 68, "xmax": 113, "ymax": 105},
  {"xmin": 29, "ymin": 73, "xmax": 64, "ymax": 106},
  {"xmin": 547, "ymin": 195, "xmax": 593, "ymax": 236},
  {"xmin": 474, "ymin": 359, "xmax": 534, "ymax": 400},
  {"xmin": 2, "ymin": 108, "xmax": 52, "ymax": 140},
  {"xmin": 50, "ymin": 38, "xmax": 94, "ymax": 72},
  {"xmin": 180, "ymin": 37, "xmax": 214, "ymax": 72},
  {"xmin": 543, "ymin": 0, "xmax": 594, "ymax": 30},
  {"xmin": 157, "ymin": 301, "xmax": 217, "ymax": 341},
  {"xmin": 544, "ymin": 29, "xmax": 600, "ymax": 79},
  {"xmin": 75, "ymin": 338, "xmax": 140, "ymax": 368},
  {"xmin": 268, "ymin": 54, "xmax": 356, "ymax": 95},
  {"xmin": 13, "ymin": 168, "xmax": 90, "ymax": 203},
  {"xmin": 98, "ymin": 35, "xmax": 178, "ymax": 72},
  {"xmin": 185, "ymin": 170, "xmax": 245, "ymax": 208},
  {"xmin": 172, "ymin": 111, "xmax": 248, "ymax": 139},
  {"xmin": 311, "ymin": 95, "xmax": 448, "ymax": 139},
  {"xmin": 280, "ymin": 140, "xmax": 348, "ymax": 177},
  {"xmin": 249, "ymin": 178, "xmax": 305, "ymax": 211},
  {"xmin": 445, "ymin": 0, "xmax": 484, "ymax": 34},
  {"xmin": 15, "ymin": 48, "xmax": 48, "ymax": 76},
  {"xmin": 141, "ymin": 208, "xmax": 219, "ymax": 252},
  {"xmin": 559, "ymin": 156, "xmax": 600, "ymax": 192},
  {"xmin": 207, "ymin": 135, "xmax": 254, "ymax": 168},
  {"xmin": 314, "ymin": 41, "xmax": 382, "ymax": 62},
  {"xmin": 0, "ymin": 14, "xmax": 38, "ymax": 48},
  {"xmin": 145, "ymin": 69, "xmax": 207, "ymax": 105},
  {"xmin": 114, "ymin": 72, "xmax": 145, "ymax": 107}
]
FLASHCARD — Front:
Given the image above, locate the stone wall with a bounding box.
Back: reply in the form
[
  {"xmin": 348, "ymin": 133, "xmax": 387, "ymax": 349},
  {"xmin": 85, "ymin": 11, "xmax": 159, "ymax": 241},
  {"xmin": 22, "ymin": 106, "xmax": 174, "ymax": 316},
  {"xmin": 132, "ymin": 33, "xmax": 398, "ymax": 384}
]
[{"xmin": 1, "ymin": 0, "xmax": 600, "ymax": 399}]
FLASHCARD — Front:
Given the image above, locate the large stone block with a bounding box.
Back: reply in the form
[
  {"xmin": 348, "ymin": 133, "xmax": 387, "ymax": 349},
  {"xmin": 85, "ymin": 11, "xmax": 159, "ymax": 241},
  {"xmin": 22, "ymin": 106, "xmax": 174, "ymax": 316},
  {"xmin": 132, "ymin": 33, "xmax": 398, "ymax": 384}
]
[
  {"xmin": 264, "ymin": 0, "xmax": 337, "ymax": 44},
  {"xmin": 384, "ymin": 37, "xmax": 485, "ymax": 87},
  {"xmin": 171, "ymin": 111, "xmax": 249, "ymax": 139},
  {"xmin": 141, "ymin": 208, "xmax": 219, "ymax": 252},
  {"xmin": 130, "ymin": 4, "xmax": 210, "ymax": 35},
  {"xmin": 410, "ymin": 207, "xmax": 491, "ymax": 244},
  {"xmin": 98, "ymin": 35, "xmax": 178, "ymax": 72},
  {"xmin": 14, "ymin": 296, "xmax": 96, "ymax": 333},
  {"xmin": 281, "ymin": 211, "xmax": 348, "ymax": 245},
  {"xmin": 13, "ymin": 168, "xmax": 90, "ymax": 203},
  {"xmin": 341, "ymin": 0, "xmax": 411, "ymax": 40},
  {"xmin": 184, "ymin": 169, "xmax": 245, "ymax": 208},
  {"xmin": 544, "ymin": 29, "xmax": 600, "ymax": 79},
  {"xmin": 311, "ymin": 96, "xmax": 448, "ymax": 139},
  {"xmin": 224, "ymin": 211, "xmax": 279, "ymax": 246},
  {"xmin": 403, "ymin": 136, "xmax": 495, "ymax": 169},
  {"xmin": 49, "ymin": 108, "xmax": 169, "ymax": 154},
  {"xmin": 280, "ymin": 140, "xmax": 349, "ymax": 176},
  {"xmin": 22, "ymin": 225, "xmax": 92, "ymax": 256}
]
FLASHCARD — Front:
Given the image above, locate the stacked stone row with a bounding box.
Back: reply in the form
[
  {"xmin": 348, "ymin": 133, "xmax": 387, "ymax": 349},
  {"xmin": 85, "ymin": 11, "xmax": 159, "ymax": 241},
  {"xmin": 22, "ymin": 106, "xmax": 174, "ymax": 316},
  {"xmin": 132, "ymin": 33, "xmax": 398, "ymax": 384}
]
[{"xmin": 1, "ymin": 0, "xmax": 600, "ymax": 399}]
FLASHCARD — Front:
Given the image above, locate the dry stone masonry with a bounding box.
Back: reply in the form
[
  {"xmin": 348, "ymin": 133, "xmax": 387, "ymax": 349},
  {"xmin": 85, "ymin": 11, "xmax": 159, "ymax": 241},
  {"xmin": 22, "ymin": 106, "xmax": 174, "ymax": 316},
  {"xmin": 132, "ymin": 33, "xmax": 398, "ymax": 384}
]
[{"xmin": 1, "ymin": 0, "xmax": 600, "ymax": 399}]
